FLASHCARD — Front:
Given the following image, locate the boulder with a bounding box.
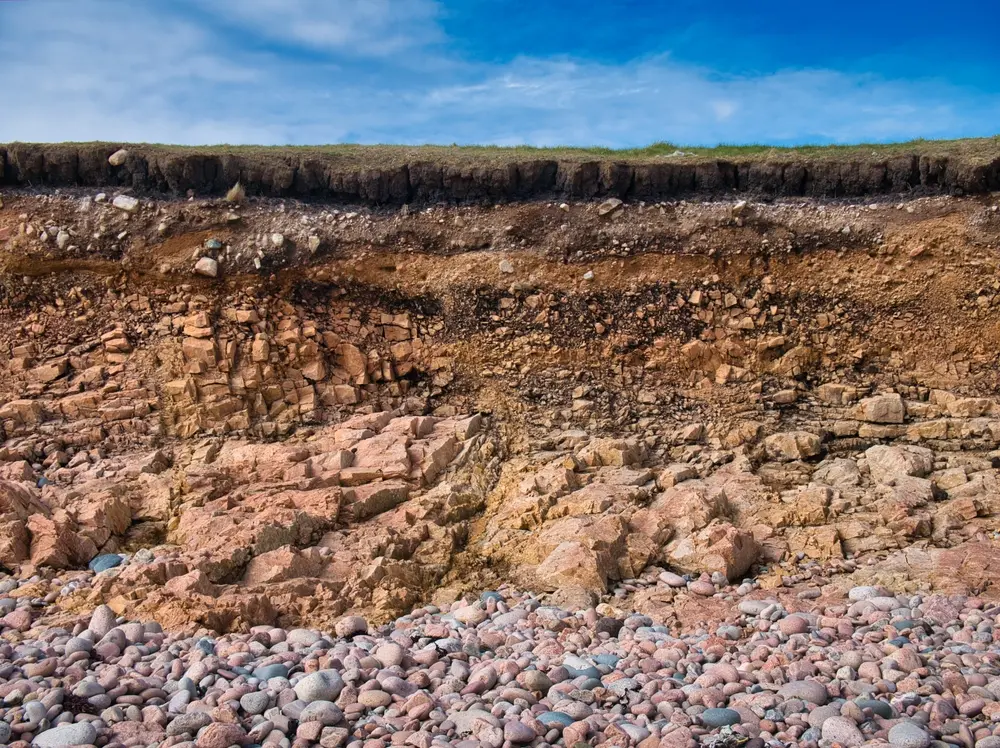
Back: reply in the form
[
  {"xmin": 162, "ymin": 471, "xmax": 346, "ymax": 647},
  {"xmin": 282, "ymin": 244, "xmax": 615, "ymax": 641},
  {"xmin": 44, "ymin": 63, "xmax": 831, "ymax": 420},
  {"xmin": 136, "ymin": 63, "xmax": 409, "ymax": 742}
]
[
  {"xmin": 865, "ymin": 445, "xmax": 934, "ymax": 485},
  {"xmin": 242, "ymin": 545, "xmax": 324, "ymax": 585},
  {"xmin": 535, "ymin": 541, "xmax": 609, "ymax": 592},
  {"xmin": 344, "ymin": 481, "xmax": 411, "ymax": 521},
  {"xmin": 28, "ymin": 511, "xmax": 98, "ymax": 568},
  {"xmin": 164, "ymin": 570, "xmax": 219, "ymax": 597},
  {"xmin": 0, "ymin": 481, "xmax": 47, "ymax": 566},
  {"xmin": 598, "ymin": 198, "xmax": 623, "ymax": 216},
  {"xmin": 633, "ymin": 480, "xmax": 728, "ymax": 540},
  {"xmin": 763, "ymin": 431, "xmax": 822, "ymax": 461},
  {"xmin": 576, "ymin": 437, "xmax": 644, "ymax": 467},
  {"xmin": 335, "ymin": 342, "xmax": 367, "ymax": 377},
  {"xmin": 855, "ymin": 393, "xmax": 906, "ymax": 423},
  {"xmin": 812, "ymin": 458, "xmax": 861, "ymax": 488},
  {"xmin": 666, "ymin": 521, "xmax": 759, "ymax": 581}
]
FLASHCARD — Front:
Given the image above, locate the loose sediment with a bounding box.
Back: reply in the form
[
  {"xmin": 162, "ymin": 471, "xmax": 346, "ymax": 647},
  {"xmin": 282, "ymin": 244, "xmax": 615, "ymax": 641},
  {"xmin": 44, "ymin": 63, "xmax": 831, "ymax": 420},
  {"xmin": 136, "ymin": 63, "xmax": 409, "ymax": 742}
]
[{"xmin": 3, "ymin": 577, "xmax": 1000, "ymax": 748}]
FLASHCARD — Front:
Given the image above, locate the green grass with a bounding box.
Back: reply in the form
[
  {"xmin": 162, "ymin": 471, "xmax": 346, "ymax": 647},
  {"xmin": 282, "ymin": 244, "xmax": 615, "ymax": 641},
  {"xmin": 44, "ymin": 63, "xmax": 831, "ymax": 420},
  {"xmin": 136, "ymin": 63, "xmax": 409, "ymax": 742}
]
[{"xmin": 7, "ymin": 136, "xmax": 1000, "ymax": 166}]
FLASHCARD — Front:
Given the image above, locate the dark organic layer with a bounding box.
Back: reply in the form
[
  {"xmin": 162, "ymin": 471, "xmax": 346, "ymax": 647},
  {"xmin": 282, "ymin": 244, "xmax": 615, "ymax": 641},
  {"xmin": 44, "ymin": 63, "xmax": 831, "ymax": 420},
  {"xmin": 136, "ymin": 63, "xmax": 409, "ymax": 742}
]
[{"xmin": 3, "ymin": 143, "xmax": 1000, "ymax": 203}]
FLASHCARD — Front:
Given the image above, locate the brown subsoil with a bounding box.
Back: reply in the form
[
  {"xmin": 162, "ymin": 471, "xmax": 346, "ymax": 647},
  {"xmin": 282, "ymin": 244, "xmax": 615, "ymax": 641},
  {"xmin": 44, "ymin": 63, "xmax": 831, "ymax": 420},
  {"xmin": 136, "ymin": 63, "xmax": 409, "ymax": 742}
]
[{"xmin": 2, "ymin": 183, "xmax": 1000, "ymax": 632}]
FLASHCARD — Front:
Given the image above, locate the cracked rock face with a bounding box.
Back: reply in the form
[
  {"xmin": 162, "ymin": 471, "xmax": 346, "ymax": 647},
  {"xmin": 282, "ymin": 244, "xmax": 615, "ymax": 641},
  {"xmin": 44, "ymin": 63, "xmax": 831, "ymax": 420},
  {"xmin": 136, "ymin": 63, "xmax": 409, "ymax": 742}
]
[{"xmin": 0, "ymin": 189, "xmax": 1000, "ymax": 633}]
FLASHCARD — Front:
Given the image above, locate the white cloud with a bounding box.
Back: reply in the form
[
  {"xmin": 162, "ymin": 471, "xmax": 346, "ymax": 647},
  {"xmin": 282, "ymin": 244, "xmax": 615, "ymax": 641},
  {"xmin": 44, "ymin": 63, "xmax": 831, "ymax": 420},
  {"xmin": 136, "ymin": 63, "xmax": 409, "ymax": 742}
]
[
  {"xmin": 712, "ymin": 100, "xmax": 737, "ymax": 121},
  {"xmin": 199, "ymin": 0, "xmax": 442, "ymax": 56},
  {"xmin": 0, "ymin": 0, "xmax": 996, "ymax": 147},
  {"xmin": 408, "ymin": 59, "xmax": 997, "ymax": 146},
  {"xmin": 0, "ymin": 0, "xmax": 275, "ymax": 144}
]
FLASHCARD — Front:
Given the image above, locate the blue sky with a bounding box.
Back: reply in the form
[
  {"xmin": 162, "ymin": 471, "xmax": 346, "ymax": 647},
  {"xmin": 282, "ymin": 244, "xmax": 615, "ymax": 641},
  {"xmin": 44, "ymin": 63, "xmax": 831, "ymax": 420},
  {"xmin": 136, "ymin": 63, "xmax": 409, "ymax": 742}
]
[{"xmin": 1, "ymin": 0, "xmax": 998, "ymax": 147}]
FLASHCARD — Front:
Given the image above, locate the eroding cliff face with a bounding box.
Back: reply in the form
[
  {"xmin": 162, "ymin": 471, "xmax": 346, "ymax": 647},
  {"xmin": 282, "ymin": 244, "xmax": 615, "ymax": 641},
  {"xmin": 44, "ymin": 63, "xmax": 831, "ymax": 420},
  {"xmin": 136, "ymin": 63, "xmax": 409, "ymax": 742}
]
[
  {"xmin": 2, "ymin": 185, "xmax": 1000, "ymax": 630},
  {"xmin": 3, "ymin": 142, "xmax": 1000, "ymax": 203}
]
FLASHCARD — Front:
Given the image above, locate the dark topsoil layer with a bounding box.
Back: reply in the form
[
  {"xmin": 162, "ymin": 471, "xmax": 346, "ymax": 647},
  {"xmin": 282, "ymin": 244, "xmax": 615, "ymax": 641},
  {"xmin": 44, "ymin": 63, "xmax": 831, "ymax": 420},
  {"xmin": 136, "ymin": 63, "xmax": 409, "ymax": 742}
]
[{"xmin": 2, "ymin": 140, "xmax": 1000, "ymax": 204}]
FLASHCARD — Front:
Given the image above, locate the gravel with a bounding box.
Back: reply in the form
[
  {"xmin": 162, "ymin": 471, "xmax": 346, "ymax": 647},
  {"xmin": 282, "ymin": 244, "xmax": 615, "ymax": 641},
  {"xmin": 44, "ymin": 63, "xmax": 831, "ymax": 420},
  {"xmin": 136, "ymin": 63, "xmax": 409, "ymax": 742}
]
[{"xmin": 2, "ymin": 580, "xmax": 1000, "ymax": 748}]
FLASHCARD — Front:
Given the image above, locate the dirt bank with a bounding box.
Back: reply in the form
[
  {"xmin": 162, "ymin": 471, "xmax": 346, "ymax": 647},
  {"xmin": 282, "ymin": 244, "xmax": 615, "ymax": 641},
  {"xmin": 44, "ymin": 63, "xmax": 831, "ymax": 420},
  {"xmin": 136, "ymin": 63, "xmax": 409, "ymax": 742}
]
[
  {"xmin": 1, "ymin": 184, "xmax": 1000, "ymax": 631},
  {"xmin": 3, "ymin": 140, "xmax": 1000, "ymax": 204}
]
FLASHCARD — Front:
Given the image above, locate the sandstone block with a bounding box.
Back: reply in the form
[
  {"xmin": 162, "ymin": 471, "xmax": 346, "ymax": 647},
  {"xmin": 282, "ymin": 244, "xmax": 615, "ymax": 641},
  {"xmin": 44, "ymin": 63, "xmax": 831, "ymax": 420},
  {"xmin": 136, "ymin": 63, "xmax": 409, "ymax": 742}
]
[
  {"xmin": 763, "ymin": 431, "xmax": 822, "ymax": 461},
  {"xmin": 666, "ymin": 521, "xmax": 759, "ymax": 581},
  {"xmin": 855, "ymin": 393, "xmax": 906, "ymax": 423},
  {"xmin": 865, "ymin": 445, "xmax": 934, "ymax": 485}
]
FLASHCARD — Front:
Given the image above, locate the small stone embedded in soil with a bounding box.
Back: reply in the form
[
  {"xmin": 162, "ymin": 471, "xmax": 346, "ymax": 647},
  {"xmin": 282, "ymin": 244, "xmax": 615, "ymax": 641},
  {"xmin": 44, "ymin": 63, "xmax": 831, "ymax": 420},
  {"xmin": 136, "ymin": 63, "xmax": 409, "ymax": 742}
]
[
  {"xmin": 597, "ymin": 197, "xmax": 623, "ymax": 216},
  {"xmin": 112, "ymin": 194, "xmax": 139, "ymax": 213},
  {"xmin": 194, "ymin": 256, "xmax": 219, "ymax": 277}
]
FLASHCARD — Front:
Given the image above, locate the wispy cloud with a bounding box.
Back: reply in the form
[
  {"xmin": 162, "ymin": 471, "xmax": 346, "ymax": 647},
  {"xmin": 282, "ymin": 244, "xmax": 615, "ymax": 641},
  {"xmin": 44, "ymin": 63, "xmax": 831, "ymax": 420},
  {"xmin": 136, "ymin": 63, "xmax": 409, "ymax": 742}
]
[
  {"xmin": 194, "ymin": 0, "xmax": 443, "ymax": 57},
  {"xmin": 0, "ymin": 0, "xmax": 996, "ymax": 147},
  {"xmin": 404, "ymin": 57, "xmax": 997, "ymax": 146},
  {"xmin": 0, "ymin": 1, "xmax": 277, "ymax": 143}
]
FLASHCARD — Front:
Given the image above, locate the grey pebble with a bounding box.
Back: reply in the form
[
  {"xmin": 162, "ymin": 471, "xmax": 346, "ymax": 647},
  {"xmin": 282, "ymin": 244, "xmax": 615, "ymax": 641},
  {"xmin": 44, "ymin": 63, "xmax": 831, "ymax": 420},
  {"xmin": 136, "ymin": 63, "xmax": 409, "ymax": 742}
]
[
  {"xmin": 889, "ymin": 722, "xmax": 931, "ymax": 748},
  {"xmin": 32, "ymin": 722, "xmax": 97, "ymax": 747},
  {"xmin": 294, "ymin": 670, "xmax": 344, "ymax": 703}
]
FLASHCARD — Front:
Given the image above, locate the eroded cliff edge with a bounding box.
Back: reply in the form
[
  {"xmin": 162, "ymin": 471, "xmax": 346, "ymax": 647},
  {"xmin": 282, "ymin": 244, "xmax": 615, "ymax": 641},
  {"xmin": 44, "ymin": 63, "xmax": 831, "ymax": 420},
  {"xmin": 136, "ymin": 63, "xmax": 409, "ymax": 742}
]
[{"xmin": 3, "ymin": 141, "xmax": 1000, "ymax": 204}]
